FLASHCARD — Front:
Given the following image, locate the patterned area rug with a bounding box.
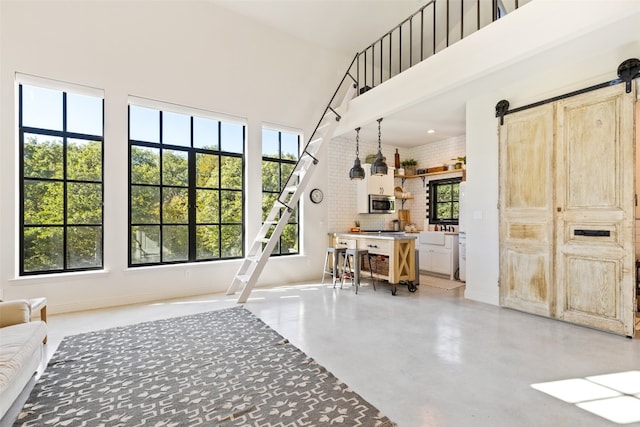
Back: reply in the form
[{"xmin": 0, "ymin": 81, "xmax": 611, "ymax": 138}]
[{"xmin": 16, "ymin": 307, "xmax": 395, "ymax": 426}]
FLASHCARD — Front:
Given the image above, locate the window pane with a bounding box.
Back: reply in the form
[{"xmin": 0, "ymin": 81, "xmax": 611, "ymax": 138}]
[
  {"xmin": 196, "ymin": 153, "xmax": 218, "ymax": 188},
  {"xmin": 24, "ymin": 180, "xmax": 63, "ymax": 225},
  {"xmin": 437, "ymin": 203, "xmax": 452, "ymax": 219},
  {"xmin": 220, "ymin": 156, "xmax": 242, "ymax": 189},
  {"xmin": 196, "ymin": 225, "xmax": 219, "ymax": 259},
  {"xmin": 281, "ymin": 163, "xmax": 295, "ymax": 188},
  {"xmin": 131, "ymin": 185, "xmax": 160, "ymax": 224},
  {"xmin": 23, "ymin": 134, "xmax": 63, "ymax": 179},
  {"xmin": 162, "ymin": 149, "xmax": 188, "ymax": 186},
  {"xmin": 262, "ymin": 193, "xmax": 278, "ymax": 221},
  {"xmin": 162, "ymin": 111, "xmax": 190, "ymax": 147},
  {"xmin": 23, "ymin": 226, "xmax": 63, "ymax": 272},
  {"xmin": 281, "ymin": 132, "xmax": 299, "ymax": 161},
  {"xmin": 193, "ymin": 117, "xmax": 218, "ymax": 150},
  {"xmin": 163, "ymin": 187, "xmax": 189, "ymax": 224},
  {"xmin": 67, "ymin": 93, "xmax": 102, "ymax": 136},
  {"xmin": 131, "ymin": 146, "xmax": 160, "ymax": 185},
  {"xmin": 131, "ymin": 225, "xmax": 161, "ymax": 264},
  {"xmin": 288, "ymin": 205, "xmax": 298, "ymax": 224},
  {"xmin": 220, "ymin": 224, "xmax": 242, "ymax": 258},
  {"xmin": 22, "ymin": 85, "xmax": 63, "ymax": 131},
  {"xmin": 196, "ymin": 189, "xmax": 219, "ymax": 223},
  {"xmin": 262, "ymin": 160, "xmax": 279, "ymax": 192},
  {"xmin": 67, "ymin": 226, "xmax": 102, "ymax": 269},
  {"xmin": 221, "ymin": 190, "xmax": 242, "ymax": 223},
  {"xmin": 130, "ymin": 105, "xmax": 160, "ymax": 143},
  {"xmin": 281, "ymin": 224, "xmax": 298, "ymax": 254},
  {"xmin": 220, "ymin": 122, "xmax": 243, "ymax": 153},
  {"xmin": 68, "ymin": 139, "xmax": 102, "ymax": 181},
  {"xmin": 262, "ymin": 129, "xmax": 279, "ymax": 158},
  {"xmin": 437, "ymin": 185, "xmax": 452, "ymax": 202},
  {"xmin": 68, "ymin": 183, "xmax": 102, "ymax": 224},
  {"xmin": 162, "ymin": 225, "xmax": 188, "ymax": 261}
]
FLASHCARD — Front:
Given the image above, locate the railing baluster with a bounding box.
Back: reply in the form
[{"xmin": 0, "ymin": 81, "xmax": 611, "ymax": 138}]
[
  {"xmin": 389, "ymin": 32, "xmax": 392, "ymax": 79},
  {"xmin": 399, "ymin": 25, "xmax": 402, "ymax": 74},
  {"xmin": 433, "ymin": 1, "xmax": 436, "ymax": 55},
  {"xmin": 446, "ymin": 0, "xmax": 450, "ymax": 48},
  {"xmin": 380, "ymin": 37, "xmax": 383, "ymax": 85},
  {"xmin": 420, "ymin": 9, "xmax": 424, "ymax": 61},
  {"xmin": 409, "ymin": 19, "xmax": 413, "ymax": 67},
  {"xmin": 461, "ymin": 0, "xmax": 464, "ymax": 41}
]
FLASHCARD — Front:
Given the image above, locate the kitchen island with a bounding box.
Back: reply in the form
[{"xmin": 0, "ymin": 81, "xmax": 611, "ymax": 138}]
[{"xmin": 329, "ymin": 232, "xmax": 417, "ymax": 295}]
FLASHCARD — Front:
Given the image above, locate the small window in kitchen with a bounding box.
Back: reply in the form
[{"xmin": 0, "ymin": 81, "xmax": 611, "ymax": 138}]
[{"xmin": 428, "ymin": 177, "xmax": 461, "ymax": 225}]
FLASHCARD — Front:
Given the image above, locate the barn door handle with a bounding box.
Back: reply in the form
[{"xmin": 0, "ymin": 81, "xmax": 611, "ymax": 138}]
[{"xmin": 574, "ymin": 229, "xmax": 610, "ymax": 237}]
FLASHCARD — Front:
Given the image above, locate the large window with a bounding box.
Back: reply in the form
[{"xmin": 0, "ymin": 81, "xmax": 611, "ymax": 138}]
[
  {"xmin": 262, "ymin": 128, "xmax": 300, "ymax": 256},
  {"xmin": 429, "ymin": 177, "xmax": 461, "ymax": 225},
  {"xmin": 129, "ymin": 103, "xmax": 244, "ymax": 266},
  {"xmin": 19, "ymin": 83, "xmax": 104, "ymax": 275}
]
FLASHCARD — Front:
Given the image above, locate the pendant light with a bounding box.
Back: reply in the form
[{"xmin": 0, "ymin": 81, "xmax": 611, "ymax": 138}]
[
  {"xmin": 349, "ymin": 127, "xmax": 365, "ymax": 180},
  {"xmin": 371, "ymin": 118, "xmax": 388, "ymax": 176}
]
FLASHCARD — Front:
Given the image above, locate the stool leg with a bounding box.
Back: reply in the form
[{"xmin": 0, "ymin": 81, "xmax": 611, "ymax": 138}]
[
  {"xmin": 341, "ymin": 253, "xmax": 352, "ymax": 289},
  {"xmin": 354, "ymin": 253, "xmax": 361, "ymax": 294},
  {"xmin": 322, "ymin": 250, "xmax": 330, "ymax": 283},
  {"xmin": 368, "ymin": 255, "xmax": 376, "ymax": 291},
  {"xmin": 333, "ymin": 251, "xmax": 341, "ymax": 284}
]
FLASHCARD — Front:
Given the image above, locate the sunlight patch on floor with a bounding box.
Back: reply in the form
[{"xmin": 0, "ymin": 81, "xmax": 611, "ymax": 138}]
[{"xmin": 532, "ymin": 371, "xmax": 640, "ymax": 424}]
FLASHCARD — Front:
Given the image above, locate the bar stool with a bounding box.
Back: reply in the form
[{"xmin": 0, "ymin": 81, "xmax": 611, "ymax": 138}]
[
  {"xmin": 322, "ymin": 247, "xmax": 347, "ymax": 284},
  {"xmin": 340, "ymin": 248, "xmax": 375, "ymax": 294}
]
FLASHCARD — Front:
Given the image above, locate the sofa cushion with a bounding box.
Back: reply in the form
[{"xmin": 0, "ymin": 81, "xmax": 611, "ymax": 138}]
[{"xmin": 0, "ymin": 321, "xmax": 47, "ymax": 419}]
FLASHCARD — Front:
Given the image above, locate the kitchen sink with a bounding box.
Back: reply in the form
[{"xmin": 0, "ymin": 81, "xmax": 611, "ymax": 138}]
[{"xmin": 419, "ymin": 231, "xmax": 446, "ymax": 245}]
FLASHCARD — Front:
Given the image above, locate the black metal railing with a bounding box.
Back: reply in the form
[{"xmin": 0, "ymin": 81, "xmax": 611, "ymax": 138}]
[{"xmin": 352, "ymin": 0, "xmax": 524, "ymax": 95}]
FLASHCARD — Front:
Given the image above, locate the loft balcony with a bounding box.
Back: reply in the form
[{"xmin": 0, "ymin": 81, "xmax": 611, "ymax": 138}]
[{"xmin": 333, "ymin": 0, "xmax": 640, "ymax": 147}]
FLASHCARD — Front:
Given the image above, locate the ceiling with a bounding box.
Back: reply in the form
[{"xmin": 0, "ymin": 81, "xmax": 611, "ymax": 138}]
[{"xmin": 210, "ymin": 0, "xmax": 427, "ymax": 56}]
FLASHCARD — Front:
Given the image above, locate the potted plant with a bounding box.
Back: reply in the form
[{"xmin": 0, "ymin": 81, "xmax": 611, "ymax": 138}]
[
  {"xmin": 350, "ymin": 220, "xmax": 361, "ymax": 232},
  {"xmin": 457, "ymin": 155, "xmax": 466, "ymax": 169},
  {"xmin": 401, "ymin": 159, "xmax": 418, "ymax": 176}
]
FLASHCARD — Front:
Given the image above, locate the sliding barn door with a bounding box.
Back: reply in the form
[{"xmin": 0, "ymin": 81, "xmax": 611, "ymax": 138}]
[
  {"xmin": 555, "ymin": 84, "xmax": 636, "ymax": 337},
  {"xmin": 499, "ymin": 104, "xmax": 555, "ymax": 317},
  {"xmin": 499, "ymin": 83, "xmax": 636, "ymax": 336}
]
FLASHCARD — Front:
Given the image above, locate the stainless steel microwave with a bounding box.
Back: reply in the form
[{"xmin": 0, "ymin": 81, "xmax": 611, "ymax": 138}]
[{"xmin": 369, "ymin": 195, "xmax": 396, "ymax": 214}]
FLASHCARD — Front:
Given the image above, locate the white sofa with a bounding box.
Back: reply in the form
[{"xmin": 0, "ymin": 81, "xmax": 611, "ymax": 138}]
[{"xmin": 0, "ymin": 300, "xmax": 47, "ymax": 421}]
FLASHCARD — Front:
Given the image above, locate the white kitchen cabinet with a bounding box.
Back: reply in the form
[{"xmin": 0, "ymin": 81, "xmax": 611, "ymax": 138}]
[
  {"xmin": 357, "ymin": 163, "xmax": 395, "ymax": 213},
  {"xmin": 418, "ymin": 232, "xmax": 459, "ymax": 280}
]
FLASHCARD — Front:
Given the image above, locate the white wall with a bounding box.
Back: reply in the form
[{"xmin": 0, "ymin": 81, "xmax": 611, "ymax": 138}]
[{"xmin": 0, "ymin": 1, "xmax": 351, "ymax": 313}]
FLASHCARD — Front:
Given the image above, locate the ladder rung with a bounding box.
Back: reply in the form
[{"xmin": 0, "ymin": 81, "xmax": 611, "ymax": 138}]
[
  {"xmin": 308, "ymin": 137, "xmax": 323, "ymax": 146},
  {"xmin": 237, "ymin": 274, "xmax": 250, "ymax": 284},
  {"xmin": 284, "ymin": 186, "xmax": 298, "ymax": 193},
  {"xmin": 247, "ymin": 255, "xmax": 260, "ymax": 262},
  {"xmin": 257, "ymin": 238, "xmax": 269, "ymax": 243}
]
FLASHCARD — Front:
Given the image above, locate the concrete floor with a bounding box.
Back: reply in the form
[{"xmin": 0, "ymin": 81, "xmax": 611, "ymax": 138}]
[{"xmin": 29, "ymin": 277, "xmax": 640, "ymax": 426}]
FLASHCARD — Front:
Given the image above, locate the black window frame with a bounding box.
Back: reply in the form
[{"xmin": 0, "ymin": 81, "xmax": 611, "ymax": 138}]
[
  {"xmin": 128, "ymin": 104, "xmax": 245, "ymax": 267},
  {"xmin": 261, "ymin": 128, "xmax": 300, "ymax": 257},
  {"xmin": 18, "ymin": 83, "xmax": 105, "ymax": 276},
  {"xmin": 428, "ymin": 177, "xmax": 462, "ymax": 226}
]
